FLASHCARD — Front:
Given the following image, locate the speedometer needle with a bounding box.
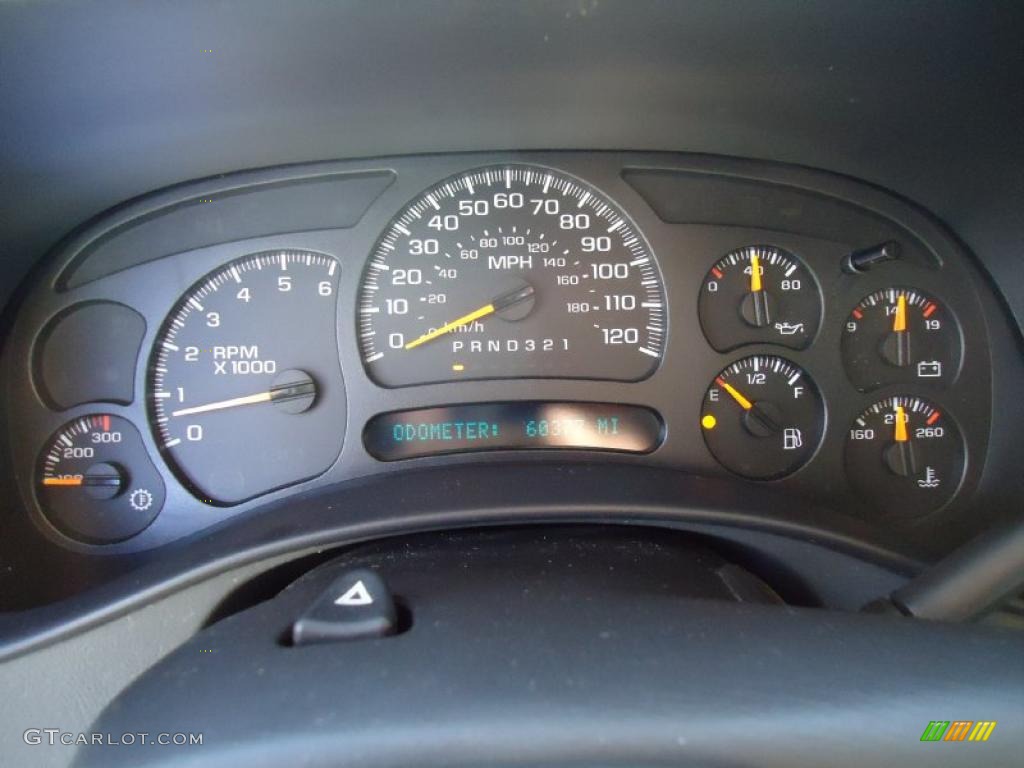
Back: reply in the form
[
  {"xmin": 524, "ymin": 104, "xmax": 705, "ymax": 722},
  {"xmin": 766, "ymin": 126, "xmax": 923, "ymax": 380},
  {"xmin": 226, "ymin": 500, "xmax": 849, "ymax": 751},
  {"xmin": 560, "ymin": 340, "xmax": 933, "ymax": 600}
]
[
  {"xmin": 171, "ymin": 374, "xmax": 316, "ymax": 417},
  {"xmin": 404, "ymin": 283, "xmax": 535, "ymax": 351}
]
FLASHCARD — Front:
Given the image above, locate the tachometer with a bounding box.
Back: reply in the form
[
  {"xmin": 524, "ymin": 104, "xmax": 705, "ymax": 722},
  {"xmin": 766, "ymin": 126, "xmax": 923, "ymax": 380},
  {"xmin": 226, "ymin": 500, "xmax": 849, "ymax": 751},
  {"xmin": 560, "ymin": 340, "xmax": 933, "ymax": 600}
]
[
  {"xmin": 149, "ymin": 250, "xmax": 346, "ymax": 505},
  {"xmin": 357, "ymin": 165, "xmax": 667, "ymax": 387}
]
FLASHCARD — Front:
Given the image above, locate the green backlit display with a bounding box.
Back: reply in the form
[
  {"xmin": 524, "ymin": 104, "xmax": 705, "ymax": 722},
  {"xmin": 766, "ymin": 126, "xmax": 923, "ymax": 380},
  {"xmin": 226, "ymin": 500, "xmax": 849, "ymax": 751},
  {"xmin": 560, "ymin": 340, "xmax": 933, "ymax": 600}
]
[{"xmin": 364, "ymin": 402, "xmax": 662, "ymax": 461}]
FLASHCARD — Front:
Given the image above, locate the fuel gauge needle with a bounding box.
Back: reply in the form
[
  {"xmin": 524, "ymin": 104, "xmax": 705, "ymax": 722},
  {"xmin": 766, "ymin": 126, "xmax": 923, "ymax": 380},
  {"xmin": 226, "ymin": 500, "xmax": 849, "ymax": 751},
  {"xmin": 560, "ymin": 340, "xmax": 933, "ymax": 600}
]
[
  {"xmin": 717, "ymin": 377, "xmax": 753, "ymax": 411},
  {"xmin": 716, "ymin": 376, "xmax": 781, "ymax": 434}
]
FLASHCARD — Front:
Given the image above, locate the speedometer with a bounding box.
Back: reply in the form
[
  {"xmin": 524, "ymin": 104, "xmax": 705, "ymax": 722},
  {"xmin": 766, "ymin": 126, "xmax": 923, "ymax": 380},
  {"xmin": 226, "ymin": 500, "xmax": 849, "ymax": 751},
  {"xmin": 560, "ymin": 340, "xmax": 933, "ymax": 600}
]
[{"xmin": 357, "ymin": 165, "xmax": 667, "ymax": 386}]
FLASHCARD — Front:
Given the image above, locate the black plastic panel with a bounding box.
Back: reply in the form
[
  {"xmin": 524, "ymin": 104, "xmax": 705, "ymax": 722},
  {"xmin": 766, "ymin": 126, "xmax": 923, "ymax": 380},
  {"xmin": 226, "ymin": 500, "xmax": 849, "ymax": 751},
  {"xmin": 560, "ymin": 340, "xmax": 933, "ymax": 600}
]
[
  {"xmin": 78, "ymin": 528, "xmax": 1024, "ymax": 768},
  {"xmin": 34, "ymin": 302, "xmax": 145, "ymax": 409},
  {"xmin": 61, "ymin": 170, "xmax": 394, "ymax": 288}
]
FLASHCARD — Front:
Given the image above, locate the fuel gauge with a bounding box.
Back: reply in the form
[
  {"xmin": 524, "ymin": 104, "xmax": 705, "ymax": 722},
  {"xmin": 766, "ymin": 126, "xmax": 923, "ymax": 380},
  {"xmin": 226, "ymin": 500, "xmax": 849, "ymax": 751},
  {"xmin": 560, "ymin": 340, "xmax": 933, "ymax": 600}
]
[{"xmin": 700, "ymin": 355, "xmax": 824, "ymax": 479}]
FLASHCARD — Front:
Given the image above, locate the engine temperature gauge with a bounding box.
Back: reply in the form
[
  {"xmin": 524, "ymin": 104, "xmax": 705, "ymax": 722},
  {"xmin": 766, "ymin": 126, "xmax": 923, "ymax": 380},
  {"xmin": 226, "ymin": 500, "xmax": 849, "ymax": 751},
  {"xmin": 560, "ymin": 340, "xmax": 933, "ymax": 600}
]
[
  {"xmin": 698, "ymin": 245, "xmax": 822, "ymax": 351},
  {"xmin": 37, "ymin": 414, "xmax": 164, "ymax": 543},
  {"xmin": 841, "ymin": 288, "xmax": 961, "ymax": 391},
  {"xmin": 845, "ymin": 396, "xmax": 965, "ymax": 516}
]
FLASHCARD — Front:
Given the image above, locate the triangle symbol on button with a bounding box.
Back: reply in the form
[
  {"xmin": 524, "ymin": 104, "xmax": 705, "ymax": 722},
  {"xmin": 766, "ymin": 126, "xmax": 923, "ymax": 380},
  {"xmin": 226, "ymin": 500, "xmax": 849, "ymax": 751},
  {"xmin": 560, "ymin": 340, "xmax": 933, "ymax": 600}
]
[{"xmin": 334, "ymin": 580, "xmax": 374, "ymax": 606}]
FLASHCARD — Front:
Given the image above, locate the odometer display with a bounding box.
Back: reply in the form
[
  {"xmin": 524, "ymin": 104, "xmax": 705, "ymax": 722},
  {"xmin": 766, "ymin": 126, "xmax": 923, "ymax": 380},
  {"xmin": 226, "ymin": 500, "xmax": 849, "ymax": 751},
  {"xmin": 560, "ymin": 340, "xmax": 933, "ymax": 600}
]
[
  {"xmin": 364, "ymin": 402, "xmax": 663, "ymax": 460},
  {"xmin": 358, "ymin": 165, "xmax": 667, "ymax": 387}
]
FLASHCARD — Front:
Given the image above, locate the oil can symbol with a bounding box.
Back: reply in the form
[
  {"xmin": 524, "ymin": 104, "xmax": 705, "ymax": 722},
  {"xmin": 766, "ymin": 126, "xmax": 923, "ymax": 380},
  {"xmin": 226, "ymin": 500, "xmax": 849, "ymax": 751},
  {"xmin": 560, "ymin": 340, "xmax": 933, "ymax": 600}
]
[{"xmin": 918, "ymin": 467, "xmax": 940, "ymax": 488}]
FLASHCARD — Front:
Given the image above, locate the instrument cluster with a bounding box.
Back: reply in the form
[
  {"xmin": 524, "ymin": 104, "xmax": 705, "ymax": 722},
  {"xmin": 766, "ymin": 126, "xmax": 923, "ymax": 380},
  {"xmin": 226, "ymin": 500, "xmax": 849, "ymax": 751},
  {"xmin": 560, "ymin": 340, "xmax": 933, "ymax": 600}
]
[{"xmin": 2, "ymin": 153, "xmax": 994, "ymax": 555}]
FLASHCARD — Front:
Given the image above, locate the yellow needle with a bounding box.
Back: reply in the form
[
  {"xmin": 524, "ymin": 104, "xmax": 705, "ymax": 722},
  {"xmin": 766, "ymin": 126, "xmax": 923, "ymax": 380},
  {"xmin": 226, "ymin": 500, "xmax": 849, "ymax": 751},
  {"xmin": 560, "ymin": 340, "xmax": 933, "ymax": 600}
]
[
  {"xmin": 404, "ymin": 303, "xmax": 496, "ymax": 350},
  {"xmin": 893, "ymin": 294, "xmax": 907, "ymax": 332},
  {"xmin": 42, "ymin": 477, "xmax": 83, "ymax": 487},
  {"xmin": 894, "ymin": 405, "xmax": 909, "ymax": 442},
  {"xmin": 716, "ymin": 377, "xmax": 753, "ymax": 411},
  {"xmin": 750, "ymin": 252, "xmax": 763, "ymax": 292}
]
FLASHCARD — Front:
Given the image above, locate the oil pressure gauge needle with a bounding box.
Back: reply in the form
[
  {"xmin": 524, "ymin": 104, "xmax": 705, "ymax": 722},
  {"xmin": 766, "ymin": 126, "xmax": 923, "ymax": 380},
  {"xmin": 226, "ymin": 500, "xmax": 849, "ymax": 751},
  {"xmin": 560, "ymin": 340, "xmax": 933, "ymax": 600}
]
[
  {"xmin": 741, "ymin": 251, "xmax": 771, "ymax": 327},
  {"xmin": 404, "ymin": 283, "xmax": 535, "ymax": 351},
  {"xmin": 170, "ymin": 372, "xmax": 316, "ymax": 417}
]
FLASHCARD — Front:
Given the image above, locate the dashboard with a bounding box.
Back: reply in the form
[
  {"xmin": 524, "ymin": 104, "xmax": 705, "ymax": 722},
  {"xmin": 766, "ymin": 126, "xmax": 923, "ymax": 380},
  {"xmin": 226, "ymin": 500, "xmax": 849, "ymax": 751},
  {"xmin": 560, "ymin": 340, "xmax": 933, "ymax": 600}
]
[
  {"xmin": 1, "ymin": 3, "xmax": 1023, "ymax": 768},
  {"xmin": 0, "ymin": 150, "xmax": 1006, "ymax": 573}
]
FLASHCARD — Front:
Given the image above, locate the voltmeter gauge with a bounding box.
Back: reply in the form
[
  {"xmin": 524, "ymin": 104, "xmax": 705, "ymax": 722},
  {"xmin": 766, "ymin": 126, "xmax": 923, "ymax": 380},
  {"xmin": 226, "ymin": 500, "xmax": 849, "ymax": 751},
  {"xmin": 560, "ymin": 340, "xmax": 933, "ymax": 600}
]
[
  {"xmin": 37, "ymin": 414, "xmax": 164, "ymax": 543},
  {"xmin": 844, "ymin": 396, "xmax": 965, "ymax": 516},
  {"xmin": 700, "ymin": 355, "xmax": 824, "ymax": 479},
  {"xmin": 698, "ymin": 245, "xmax": 822, "ymax": 351},
  {"xmin": 841, "ymin": 288, "xmax": 961, "ymax": 391}
]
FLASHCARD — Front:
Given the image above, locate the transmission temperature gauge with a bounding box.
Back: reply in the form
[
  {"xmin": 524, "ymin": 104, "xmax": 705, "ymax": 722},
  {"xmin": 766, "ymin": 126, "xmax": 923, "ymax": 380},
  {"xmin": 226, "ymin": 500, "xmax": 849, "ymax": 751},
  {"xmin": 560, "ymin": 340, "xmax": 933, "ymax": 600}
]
[
  {"xmin": 700, "ymin": 355, "xmax": 824, "ymax": 479},
  {"xmin": 37, "ymin": 414, "xmax": 164, "ymax": 544}
]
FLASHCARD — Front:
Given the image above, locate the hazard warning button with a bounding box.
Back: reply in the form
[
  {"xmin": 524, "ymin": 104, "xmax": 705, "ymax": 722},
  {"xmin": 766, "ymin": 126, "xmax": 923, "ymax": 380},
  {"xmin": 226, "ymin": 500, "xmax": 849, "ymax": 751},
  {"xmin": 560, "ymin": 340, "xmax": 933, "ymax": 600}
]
[{"xmin": 291, "ymin": 569, "xmax": 398, "ymax": 645}]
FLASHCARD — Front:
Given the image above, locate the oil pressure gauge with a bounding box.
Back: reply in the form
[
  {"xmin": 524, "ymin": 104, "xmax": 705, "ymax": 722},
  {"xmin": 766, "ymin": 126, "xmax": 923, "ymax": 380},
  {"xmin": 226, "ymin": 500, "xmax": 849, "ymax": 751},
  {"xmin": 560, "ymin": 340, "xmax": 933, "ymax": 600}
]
[
  {"xmin": 845, "ymin": 396, "xmax": 965, "ymax": 516},
  {"xmin": 698, "ymin": 245, "xmax": 822, "ymax": 351}
]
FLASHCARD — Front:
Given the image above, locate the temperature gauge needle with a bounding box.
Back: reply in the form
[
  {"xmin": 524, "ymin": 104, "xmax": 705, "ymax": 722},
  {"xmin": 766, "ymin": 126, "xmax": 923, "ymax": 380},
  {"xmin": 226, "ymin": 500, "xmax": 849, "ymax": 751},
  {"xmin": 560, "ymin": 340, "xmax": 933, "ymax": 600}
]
[
  {"xmin": 404, "ymin": 283, "xmax": 536, "ymax": 351},
  {"xmin": 885, "ymin": 404, "xmax": 917, "ymax": 476},
  {"xmin": 171, "ymin": 374, "xmax": 315, "ymax": 417}
]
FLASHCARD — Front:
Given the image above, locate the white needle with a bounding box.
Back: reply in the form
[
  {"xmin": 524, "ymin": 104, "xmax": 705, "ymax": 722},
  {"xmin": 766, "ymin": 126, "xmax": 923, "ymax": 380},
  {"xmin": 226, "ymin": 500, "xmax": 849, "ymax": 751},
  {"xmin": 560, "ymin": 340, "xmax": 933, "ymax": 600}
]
[{"xmin": 171, "ymin": 391, "xmax": 273, "ymax": 418}]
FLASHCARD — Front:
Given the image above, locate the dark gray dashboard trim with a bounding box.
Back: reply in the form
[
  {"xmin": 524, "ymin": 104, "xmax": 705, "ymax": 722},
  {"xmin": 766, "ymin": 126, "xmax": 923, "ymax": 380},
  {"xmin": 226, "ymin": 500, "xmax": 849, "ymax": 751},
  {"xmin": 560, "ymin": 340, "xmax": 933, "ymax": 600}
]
[{"xmin": 0, "ymin": 464, "xmax": 921, "ymax": 662}]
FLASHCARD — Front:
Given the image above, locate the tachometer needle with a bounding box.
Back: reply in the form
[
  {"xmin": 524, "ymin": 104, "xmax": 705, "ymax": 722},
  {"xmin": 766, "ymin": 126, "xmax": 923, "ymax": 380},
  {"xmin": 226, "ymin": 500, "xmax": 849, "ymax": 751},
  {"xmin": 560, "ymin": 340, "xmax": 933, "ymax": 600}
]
[
  {"xmin": 171, "ymin": 375, "xmax": 316, "ymax": 417},
  {"xmin": 404, "ymin": 283, "xmax": 536, "ymax": 351},
  {"xmin": 172, "ymin": 390, "xmax": 273, "ymax": 417}
]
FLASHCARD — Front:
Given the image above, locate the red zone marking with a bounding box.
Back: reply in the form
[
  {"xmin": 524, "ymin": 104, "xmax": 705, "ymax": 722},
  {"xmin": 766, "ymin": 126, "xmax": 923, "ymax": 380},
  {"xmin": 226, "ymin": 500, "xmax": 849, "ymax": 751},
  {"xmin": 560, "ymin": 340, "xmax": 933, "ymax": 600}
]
[
  {"xmin": 102, "ymin": 415, "xmax": 111, "ymax": 432},
  {"xmin": 711, "ymin": 267, "xmax": 724, "ymax": 279},
  {"xmin": 923, "ymin": 303, "xmax": 937, "ymax": 318},
  {"xmin": 852, "ymin": 308, "xmax": 863, "ymax": 319},
  {"xmin": 926, "ymin": 411, "xmax": 941, "ymax": 425}
]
